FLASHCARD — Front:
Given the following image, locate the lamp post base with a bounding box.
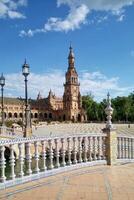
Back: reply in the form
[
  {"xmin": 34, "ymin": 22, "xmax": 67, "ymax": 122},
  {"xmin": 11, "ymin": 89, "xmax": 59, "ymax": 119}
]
[{"xmin": 24, "ymin": 127, "xmax": 32, "ymax": 138}]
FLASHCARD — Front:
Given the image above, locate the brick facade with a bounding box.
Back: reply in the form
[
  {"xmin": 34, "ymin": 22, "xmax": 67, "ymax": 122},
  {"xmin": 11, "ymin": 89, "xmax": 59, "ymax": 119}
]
[{"xmin": 0, "ymin": 46, "xmax": 87, "ymax": 123}]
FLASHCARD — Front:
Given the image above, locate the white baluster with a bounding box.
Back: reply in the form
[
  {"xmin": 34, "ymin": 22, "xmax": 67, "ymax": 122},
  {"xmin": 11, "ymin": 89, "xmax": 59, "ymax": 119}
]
[
  {"xmin": 34, "ymin": 141, "xmax": 40, "ymax": 173},
  {"xmin": 61, "ymin": 138, "xmax": 66, "ymax": 167},
  {"xmin": 9, "ymin": 144, "xmax": 16, "ymax": 179},
  {"xmin": 48, "ymin": 139, "xmax": 54, "ymax": 169},
  {"xmin": 67, "ymin": 137, "xmax": 72, "ymax": 165},
  {"xmin": 54, "ymin": 139, "xmax": 60, "ymax": 168},
  {"xmin": 88, "ymin": 137, "xmax": 92, "ymax": 161},
  {"xmin": 18, "ymin": 143, "xmax": 24, "ymax": 177},
  {"xmin": 72, "ymin": 137, "xmax": 77, "ymax": 164},
  {"xmin": 127, "ymin": 138, "xmax": 129, "ymax": 159},
  {"xmin": 25, "ymin": 142, "xmax": 32, "ymax": 175},
  {"xmin": 83, "ymin": 137, "xmax": 87, "ymax": 162},
  {"xmin": 131, "ymin": 138, "xmax": 134, "ymax": 159},
  {"xmin": 124, "ymin": 138, "xmax": 127, "ymax": 159},
  {"xmin": 128, "ymin": 138, "xmax": 131, "ymax": 159},
  {"xmin": 118, "ymin": 138, "xmax": 121, "ymax": 159},
  {"xmin": 78, "ymin": 137, "xmax": 82, "ymax": 163},
  {"xmin": 98, "ymin": 136, "xmax": 102, "ymax": 160},
  {"xmin": 93, "ymin": 137, "xmax": 97, "ymax": 161},
  {"xmin": 132, "ymin": 138, "xmax": 134, "ymax": 159},
  {"xmin": 102, "ymin": 136, "xmax": 106, "ymax": 160},
  {"xmin": 0, "ymin": 146, "xmax": 6, "ymax": 182},
  {"xmin": 41, "ymin": 140, "xmax": 47, "ymax": 171},
  {"xmin": 121, "ymin": 138, "xmax": 124, "ymax": 159}
]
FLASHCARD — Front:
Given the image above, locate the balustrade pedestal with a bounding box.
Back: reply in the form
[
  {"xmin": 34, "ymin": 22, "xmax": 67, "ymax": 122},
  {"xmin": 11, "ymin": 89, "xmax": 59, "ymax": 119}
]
[{"xmin": 103, "ymin": 128, "xmax": 117, "ymax": 165}]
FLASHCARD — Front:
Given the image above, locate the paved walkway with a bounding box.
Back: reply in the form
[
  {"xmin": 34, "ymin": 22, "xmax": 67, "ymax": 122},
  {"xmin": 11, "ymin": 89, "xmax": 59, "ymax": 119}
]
[
  {"xmin": 33, "ymin": 123, "xmax": 134, "ymax": 137},
  {"xmin": 0, "ymin": 163, "xmax": 134, "ymax": 200}
]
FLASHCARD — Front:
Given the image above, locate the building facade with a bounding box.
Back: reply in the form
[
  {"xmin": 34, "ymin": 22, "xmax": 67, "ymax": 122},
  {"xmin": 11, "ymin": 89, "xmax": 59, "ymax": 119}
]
[{"xmin": 0, "ymin": 46, "xmax": 87, "ymax": 123}]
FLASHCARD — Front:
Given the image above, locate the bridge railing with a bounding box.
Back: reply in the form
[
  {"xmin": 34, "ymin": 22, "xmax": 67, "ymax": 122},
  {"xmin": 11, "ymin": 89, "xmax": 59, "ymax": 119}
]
[
  {"xmin": 0, "ymin": 126, "xmax": 23, "ymax": 138},
  {"xmin": 0, "ymin": 134, "xmax": 107, "ymax": 188},
  {"xmin": 117, "ymin": 135, "xmax": 134, "ymax": 160}
]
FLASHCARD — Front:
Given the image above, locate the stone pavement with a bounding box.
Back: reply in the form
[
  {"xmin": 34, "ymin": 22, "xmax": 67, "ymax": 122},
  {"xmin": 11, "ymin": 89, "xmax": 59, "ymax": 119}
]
[
  {"xmin": 33, "ymin": 123, "xmax": 134, "ymax": 137},
  {"xmin": 1, "ymin": 163, "xmax": 134, "ymax": 200}
]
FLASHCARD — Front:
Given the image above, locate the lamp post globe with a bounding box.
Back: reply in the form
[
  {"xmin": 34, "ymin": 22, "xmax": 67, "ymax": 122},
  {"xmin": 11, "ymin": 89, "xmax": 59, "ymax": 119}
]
[
  {"xmin": 0, "ymin": 73, "xmax": 5, "ymax": 128},
  {"xmin": 22, "ymin": 59, "xmax": 30, "ymax": 77},
  {"xmin": 0, "ymin": 74, "xmax": 5, "ymax": 87}
]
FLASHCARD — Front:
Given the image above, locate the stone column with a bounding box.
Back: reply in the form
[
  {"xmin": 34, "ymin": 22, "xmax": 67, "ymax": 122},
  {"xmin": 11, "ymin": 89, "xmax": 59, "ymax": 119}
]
[
  {"xmin": 104, "ymin": 128, "xmax": 117, "ymax": 165},
  {"xmin": 103, "ymin": 92, "xmax": 117, "ymax": 165}
]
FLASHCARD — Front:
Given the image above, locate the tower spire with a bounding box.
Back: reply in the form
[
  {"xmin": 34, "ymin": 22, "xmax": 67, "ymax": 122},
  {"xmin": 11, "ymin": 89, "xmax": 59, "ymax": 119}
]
[{"xmin": 68, "ymin": 44, "xmax": 75, "ymax": 69}]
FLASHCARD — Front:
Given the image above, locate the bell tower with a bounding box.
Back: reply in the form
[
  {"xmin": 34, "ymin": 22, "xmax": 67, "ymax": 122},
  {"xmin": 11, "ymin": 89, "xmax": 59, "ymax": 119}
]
[{"xmin": 63, "ymin": 45, "xmax": 82, "ymax": 121}]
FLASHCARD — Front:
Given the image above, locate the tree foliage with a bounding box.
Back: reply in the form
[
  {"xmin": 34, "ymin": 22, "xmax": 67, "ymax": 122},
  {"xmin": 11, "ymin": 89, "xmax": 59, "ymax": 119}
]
[{"xmin": 82, "ymin": 92, "xmax": 134, "ymax": 122}]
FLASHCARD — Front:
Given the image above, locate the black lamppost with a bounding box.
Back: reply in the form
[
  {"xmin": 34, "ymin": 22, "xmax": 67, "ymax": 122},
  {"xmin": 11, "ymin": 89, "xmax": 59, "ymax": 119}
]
[
  {"xmin": 22, "ymin": 60, "xmax": 32, "ymax": 137},
  {"xmin": 0, "ymin": 73, "xmax": 5, "ymax": 127}
]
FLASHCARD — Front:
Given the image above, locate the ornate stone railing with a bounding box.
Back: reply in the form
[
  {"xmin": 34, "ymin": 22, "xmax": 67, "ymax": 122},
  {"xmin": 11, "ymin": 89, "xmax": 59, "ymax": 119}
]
[
  {"xmin": 0, "ymin": 134, "xmax": 107, "ymax": 188},
  {"xmin": 0, "ymin": 126, "xmax": 23, "ymax": 138},
  {"xmin": 117, "ymin": 136, "xmax": 134, "ymax": 160}
]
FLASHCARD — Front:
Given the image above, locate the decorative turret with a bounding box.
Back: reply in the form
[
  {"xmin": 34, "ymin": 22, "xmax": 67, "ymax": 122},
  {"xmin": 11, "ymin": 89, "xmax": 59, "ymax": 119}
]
[
  {"xmin": 37, "ymin": 92, "xmax": 42, "ymax": 100},
  {"xmin": 48, "ymin": 89, "xmax": 53, "ymax": 98}
]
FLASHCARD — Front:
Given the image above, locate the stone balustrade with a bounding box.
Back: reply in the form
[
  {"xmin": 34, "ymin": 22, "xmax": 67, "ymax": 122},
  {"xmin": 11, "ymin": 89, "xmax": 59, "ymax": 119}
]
[
  {"xmin": 1, "ymin": 131, "xmax": 134, "ymax": 189},
  {"xmin": 117, "ymin": 136, "xmax": 134, "ymax": 160},
  {"xmin": 0, "ymin": 134, "xmax": 107, "ymax": 188},
  {"xmin": 0, "ymin": 126, "xmax": 23, "ymax": 138}
]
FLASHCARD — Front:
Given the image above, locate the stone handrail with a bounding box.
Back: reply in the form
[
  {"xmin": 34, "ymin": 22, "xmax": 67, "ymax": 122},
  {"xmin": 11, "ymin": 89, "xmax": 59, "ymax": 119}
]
[
  {"xmin": 0, "ymin": 134, "xmax": 107, "ymax": 188},
  {"xmin": 117, "ymin": 136, "xmax": 134, "ymax": 160},
  {"xmin": 0, "ymin": 126, "xmax": 23, "ymax": 138}
]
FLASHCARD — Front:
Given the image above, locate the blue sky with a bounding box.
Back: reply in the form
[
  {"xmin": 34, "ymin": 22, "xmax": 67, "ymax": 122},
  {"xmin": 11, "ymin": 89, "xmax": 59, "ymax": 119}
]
[{"xmin": 0, "ymin": 0, "xmax": 134, "ymax": 101}]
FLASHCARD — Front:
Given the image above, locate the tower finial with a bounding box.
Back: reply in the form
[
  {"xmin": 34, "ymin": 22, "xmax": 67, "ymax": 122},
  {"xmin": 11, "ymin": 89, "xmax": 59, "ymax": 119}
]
[
  {"xmin": 70, "ymin": 41, "xmax": 72, "ymax": 50},
  {"xmin": 24, "ymin": 58, "xmax": 27, "ymax": 64},
  {"xmin": 68, "ymin": 43, "xmax": 75, "ymax": 69}
]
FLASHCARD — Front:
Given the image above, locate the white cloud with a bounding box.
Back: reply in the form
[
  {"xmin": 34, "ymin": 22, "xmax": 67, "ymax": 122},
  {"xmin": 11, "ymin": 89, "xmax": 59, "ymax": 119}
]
[
  {"xmin": 96, "ymin": 15, "xmax": 108, "ymax": 24},
  {"xmin": 20, "ymin": 0, "xmax": 134, "ymax": 37},
  {"xmin": 19, "ymin": 4, "xmax": 89, "ymax": 37},
  {"xmin": 117, "ymin": 14, "xmax": 125, "ymax": 21},
  {"xmin": 4, "ymin": 70, "xmax": 133, "ymax": 101},
  {"xmin": 57, "ymin": 0, "xmax": 134, "ymax": 12},
  {"xmin": 44, "ymin": 4, "xmax": 89, "ymax": 32},
  {"xmin": 0, "ymin": 0, "xmax": 27, "ymax": 19}
]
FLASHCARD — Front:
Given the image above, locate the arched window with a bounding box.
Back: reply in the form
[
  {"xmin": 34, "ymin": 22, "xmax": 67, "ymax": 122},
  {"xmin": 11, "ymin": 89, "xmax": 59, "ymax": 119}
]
[
  {"xmin": 31, "ymin": 113, "xmax": 33, "ymax": 118},
  {"xmin": 78, "ymin": 114, "xmax": 81, "ymax": 122},
  {"xmin": 34, "ymin": 113, "xmax": 38, "ymax": 118},
  {"xmin": 4, "ymin": 112, "xmax": 6, "ymax": 118},
  {"xmin": 44, "ymin": 113, "xmax": 47, "ymax": 118},
  {"xmin": 19, "ymin": 113, "xmax": 23, "ymax": 118},
  {"xmin": 63, "ymin": 114, "xmax": 66, "ymax": 121},
  {"xmin": 8, "ymin": 113, "xmax": 12, "ymax": 118},
  {"xmin": 14, "ymin": 113, "xmax": 18, "ymax": 118},
  {"xmin": 72, "ymin": 77, "xmax": 73, "ymax": 83},
  {"xmin": 49, "ymin": 113, "xmax": 52, "ymax": 119}
]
